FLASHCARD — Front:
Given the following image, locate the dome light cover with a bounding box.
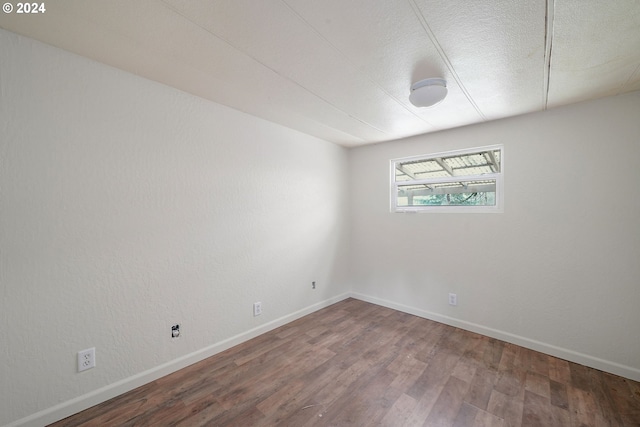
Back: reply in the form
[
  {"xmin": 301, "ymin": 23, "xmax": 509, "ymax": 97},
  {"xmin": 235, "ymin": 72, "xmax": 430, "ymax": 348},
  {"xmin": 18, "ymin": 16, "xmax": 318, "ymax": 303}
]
[{"xmin": 409, "ymin": 78, "xmax": 447, "ymax": 108}]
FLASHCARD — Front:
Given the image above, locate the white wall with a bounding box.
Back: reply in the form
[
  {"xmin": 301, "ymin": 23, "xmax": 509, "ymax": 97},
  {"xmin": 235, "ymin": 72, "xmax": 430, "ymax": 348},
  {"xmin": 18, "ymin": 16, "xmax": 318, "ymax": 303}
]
[
  {"xmin": 348, "ymin": 90, "xmax": 640, "ymax": 381},
  {"xmin": 0, "ymin": 29, "xmax": 349, "ymax": 427}
]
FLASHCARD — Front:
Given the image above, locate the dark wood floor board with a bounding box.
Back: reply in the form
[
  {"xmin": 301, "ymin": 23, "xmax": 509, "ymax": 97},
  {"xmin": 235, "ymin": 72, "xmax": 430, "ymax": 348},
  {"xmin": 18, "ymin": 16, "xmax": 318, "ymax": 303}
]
[
  {"xmin": 601, "ymin": 371, "xmax": 640, "ymax": 417},
  {"xmin": 550, "ymin": 379, "xmax": 570, "ymax": 410},
  {"xmin": 257, "ymin": 381, "xmax": 325, "ymax": 426},
  {"xmin": 470, "ymin": 409, "xmax": 508, "ymax": 427},
  {"xmin": 406, "ymin": 328, "xmax": 477, "ymax": 402},
  {"xmin": 461, "ymin": 333, "xmax": 492, "ymax": 369},
  {"xmin": 549, "ymin": 405, "xmax": 572, "ymax": 427},
  {"xmin": 464, "ymin": 366, "xmax": 499, "ymax": 411},
  {"xmin": 406, "ymin": 348, "xmax": 464, "ymax": 400},
  {"xmin": 344, "ymin": 299, "xmax": 381, "ymax": 319},
  {"xmin": 271, "ymin": 350, "xmax": 360, "ymax": 408},
  {"xmin": 380, "ymin": 392, "xmax": 419, "ymax": 426},
  {"xmin": 273, "ymin": 324, "xmax": 302, "ymax": 340},
  {"xmin": 423, "ymin": 375, "xmax": 471, "ymax": 426},
  {"xmin": 120, "ymin": 400, "xmax": 193, "ymax": 427},
  {"xmin": 191, "ymin": 346, "xmax": 298, "ymax": 409},
  {"xmin": 305, "ymin": 325, "xmax": 345, "ymax": 348},
  {"xmin": 204, "ymin": 397, "xmax": 269, "ymax": 426},
  {"xmin": 217, "ymin": 346, "xmax": 336, "ymax": 413},
  {"xmin": 453, "ymin": 401, "xmax": 480, "ymax": 427},
  {"xmin": 386, "ymin": 351, "xmax": 429, "ymax": 391},
  {"xmin": 487, "ymin": 389, "xmax": 524, "ymax": 427},
  {"xmin": 231, "ymin": 329, "xmax": 306, "ymax": 367},
  {"xmin": 452, "ymin": 358, "xmax": 479, "ymax": 384},
  {"xmin": 622, "ymin": 412, "xmax": 640, "ymax": 427},
  {"xmin": 524, "ymin": 370, "xmax": 551, "ymax": 399},
  {"xmin": 270, "ymin": 358, "xmax": 388, "ymax": 426},
  {"xmin": 497, "ymin": 342, "xmax": 518, "ymax": 371},
  {"xmin": 318, "ymin": 316, "xmax": 379, "ymax": 351},
  {"xmin": 48, "ymin": 298, "xmax": 640, "ymax": 427},
  {"xmin": 54, "ymin": 381, "xmax": 169, "ymax": 427},
  {"xmin": 529, "ymin": 350, "xmax": 551, "ymax": 377},
  {"xmin": 494, "ymin": 368, "xmax": 527, "ymax": 399},
  {"xmin": 172, "ymin": 394, "xmax": 224, "ymax": 427},
  {"xmin": 313, "ymin": 308, "xmax": 359, "ymax": 333},
  {"xmin": 627, "ymin": 376, "xmax": 640, "ymax": 402},
  {"xmin": 312, "ymin": 336, "xmax": 400, "ymax": 404},
  {"xmin": 567, "ymin": 385, "xmax": 607, "ymax": 427},
  {"xmin": 549, "ymin": 356, "xmax": 572, "ymax": 385},
  {"xmin": 255, "ymin": 378, "xmax": 306, "ymax": 417},
  {"xmin": 221, "ymin": 326, "xmax": 285, "ymax": 357},
  {"xmin": 482, "ymin": 338, "xmax": 505, "ymax": 372},
  {"xmin": 228, "ymin": 342, "xmax": 340, "ymax": 423},
  {"xmin": 159, "ymin": 349, "xmax": 255, "ymax": 407},
  {"xmin": 404, "ymin": 380, "xmax": 448, "ymax": 426},
  {"xmin": 569, "ymin": 361, "xmax": 594, "ymax": 391},
  {"xmin": 522, "ymin": 389, "xmax": 570, "ymax": 427},
  {"xmin": 589, "ymin": 372, "xmax": 626, "ymax": 426},
  {"xmin": 396, "ymin": 320, "xmax": 448, "ymax": 365},
  {"xmin": 307, "ymin": 367, "xmax": 401, "ymax": 426},
  {"xmin": 305, "ymin": 306, "xmax": 350, "ymax": 326},
  {"xmin": 436, "ymin": 327, "xmax": 475, "ymax": 356},
  {"xmin": 262, "ymin": 326, "xmax": 402, "ymax": 424},
  {"xmin": 513, "ymin": 345, "xmax": 536, "ymax": 373}
]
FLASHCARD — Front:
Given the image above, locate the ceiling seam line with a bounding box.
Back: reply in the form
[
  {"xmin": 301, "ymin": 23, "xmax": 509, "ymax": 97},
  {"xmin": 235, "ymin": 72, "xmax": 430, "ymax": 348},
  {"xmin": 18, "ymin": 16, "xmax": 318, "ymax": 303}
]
[
  {"xmin": 156, "ymin": 0, "xmax": 388, "ymax": 139},
  {"xmin": 407, "ymin": 0, "xmax": 487, "ymax": 122},
  {"xmin": 543, "ymin": 0, "xmax": 555, "ymax": 110},
  {"xmin": 619, "ymin": 62, "xmax": 640, "ymax": 95},
  {"xmin": 279, "ymin": 0, "xmax": 436, "ymax": 127}
]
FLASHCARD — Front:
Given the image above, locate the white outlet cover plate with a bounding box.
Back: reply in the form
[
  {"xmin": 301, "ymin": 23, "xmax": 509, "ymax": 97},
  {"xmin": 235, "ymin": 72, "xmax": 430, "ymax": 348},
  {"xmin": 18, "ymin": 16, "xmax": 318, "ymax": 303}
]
[
  {"xmin": 78, "ymin": 347, "xmax": 96, "ymax": 372},
  {"xmin": 448, "ymin": 293, "xmax": 458, "ymax": 306},
  {"xmin": 253, "ymin": 302, "xmax": 262, "ymax": 316}
]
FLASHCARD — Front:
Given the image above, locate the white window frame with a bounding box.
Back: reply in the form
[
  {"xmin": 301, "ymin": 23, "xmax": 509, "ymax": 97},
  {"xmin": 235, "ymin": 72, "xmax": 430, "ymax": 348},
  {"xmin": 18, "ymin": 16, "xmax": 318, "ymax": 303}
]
[{"xmin": 390, "ymin": 144, "xmax": 504, "ymax": 213}]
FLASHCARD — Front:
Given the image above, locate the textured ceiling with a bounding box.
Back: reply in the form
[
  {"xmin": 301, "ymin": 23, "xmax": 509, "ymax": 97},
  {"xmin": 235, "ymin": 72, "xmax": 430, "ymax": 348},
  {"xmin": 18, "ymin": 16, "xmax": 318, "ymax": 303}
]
[{"xmin": 1, "ymin": 0, "xmax": 639, "ymax": 147}]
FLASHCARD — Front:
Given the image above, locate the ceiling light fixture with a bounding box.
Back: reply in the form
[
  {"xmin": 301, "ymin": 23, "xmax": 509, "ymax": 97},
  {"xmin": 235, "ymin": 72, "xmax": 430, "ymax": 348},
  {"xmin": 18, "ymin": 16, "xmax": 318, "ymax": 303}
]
[{"xmin": 409, "ymin": 78, "xmax": 447, "ymax": 108}]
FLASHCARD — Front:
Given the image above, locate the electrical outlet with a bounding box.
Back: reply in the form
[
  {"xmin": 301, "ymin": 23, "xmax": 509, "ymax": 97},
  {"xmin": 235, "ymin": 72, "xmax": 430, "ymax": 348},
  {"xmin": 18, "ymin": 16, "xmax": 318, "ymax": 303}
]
[
  {"xmin": 78, "ymin": 347, "xmax": 96, "ymax": 372},
  {"xmin": 171, "ymin": 324, "xmax": 180, "ymax": 338},
  {"xmin": 253, "ymin": 302, "xmax": 262, "ymax": 316},
  {"xmin": 448, "ymin": 293, "xmax": 458, "ymax": 306},
  {"xmin": 312, "ymin": 281, "xmax": 316, "ymax": 289}
]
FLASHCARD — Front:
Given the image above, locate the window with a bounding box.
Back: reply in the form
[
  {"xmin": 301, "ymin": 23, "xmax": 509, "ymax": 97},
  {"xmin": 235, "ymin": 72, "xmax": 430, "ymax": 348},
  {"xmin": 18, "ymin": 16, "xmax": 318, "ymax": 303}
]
[{"xmin": 390, "ymin": 145, "xmax": 503, "ymax": 213}]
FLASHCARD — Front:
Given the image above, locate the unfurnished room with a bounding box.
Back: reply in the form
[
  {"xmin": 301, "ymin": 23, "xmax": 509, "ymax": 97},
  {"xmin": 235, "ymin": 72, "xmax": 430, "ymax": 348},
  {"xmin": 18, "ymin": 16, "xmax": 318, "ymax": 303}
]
[{"xmin": 1, "ymin": 1, "xmax": 639, "ymax": 426}]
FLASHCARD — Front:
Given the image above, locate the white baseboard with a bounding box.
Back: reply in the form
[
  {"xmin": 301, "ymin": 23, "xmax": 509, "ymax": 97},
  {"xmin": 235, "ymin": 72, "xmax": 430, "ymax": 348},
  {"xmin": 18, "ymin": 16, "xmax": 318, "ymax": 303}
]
[
  {"xmin": 6, "ymin": 293, "xmax": 350, "ymax": 427},
  {"xmin": 349, "ymin": 292, "xmax": 640, "ymax": 382}
]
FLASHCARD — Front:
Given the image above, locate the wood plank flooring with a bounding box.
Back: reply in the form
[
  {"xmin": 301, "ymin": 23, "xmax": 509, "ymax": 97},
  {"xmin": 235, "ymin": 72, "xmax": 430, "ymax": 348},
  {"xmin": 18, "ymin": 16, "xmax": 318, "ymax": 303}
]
[{"xmin": 49, "ymin": 298, "xmax": 640, "ymax": 426}]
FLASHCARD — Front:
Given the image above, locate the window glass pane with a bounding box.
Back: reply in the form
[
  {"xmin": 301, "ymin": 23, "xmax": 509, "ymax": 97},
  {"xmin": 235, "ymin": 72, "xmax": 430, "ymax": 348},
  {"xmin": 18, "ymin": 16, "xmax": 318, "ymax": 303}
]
[
  {"xmin": 392, "ymin": 146, "xmax": 502, "ymax": 212},
  {"xmin": 395, "ymin": 149, "xmax": 501, "ymax": 182},
  {"xmin": 396, "ymin": 179, "xmax": 496, "ymax": 207}
]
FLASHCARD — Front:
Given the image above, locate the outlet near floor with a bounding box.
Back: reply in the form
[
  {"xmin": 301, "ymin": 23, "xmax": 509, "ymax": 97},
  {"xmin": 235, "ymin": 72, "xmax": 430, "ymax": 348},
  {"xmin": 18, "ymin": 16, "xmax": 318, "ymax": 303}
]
[
  {"xmin": 253, "ymin": 302, "xmax": 262, "ymax": 316},
  {"xmin": 171, "ymin": 324, "xmax": 180, "ymax": 338},
  {"xmin": 78, "ymin": 347, "xmax": 95, "ymax": 372},
  {"xmin": 448, "ymin": 293, "xmax": 458, "ymax": 306}
]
